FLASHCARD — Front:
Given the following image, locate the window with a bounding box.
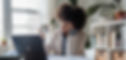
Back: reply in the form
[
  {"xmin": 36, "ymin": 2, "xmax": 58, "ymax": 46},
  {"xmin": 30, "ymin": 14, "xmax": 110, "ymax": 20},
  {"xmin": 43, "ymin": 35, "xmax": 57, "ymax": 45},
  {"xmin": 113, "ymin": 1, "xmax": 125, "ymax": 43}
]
[
  {"xmin": 0, "ymin": 0, "xmax": 4, "ymax": 38},
  {"xmin": 11, "ymin": 0, "xmax": 49, "ymax": 35}
]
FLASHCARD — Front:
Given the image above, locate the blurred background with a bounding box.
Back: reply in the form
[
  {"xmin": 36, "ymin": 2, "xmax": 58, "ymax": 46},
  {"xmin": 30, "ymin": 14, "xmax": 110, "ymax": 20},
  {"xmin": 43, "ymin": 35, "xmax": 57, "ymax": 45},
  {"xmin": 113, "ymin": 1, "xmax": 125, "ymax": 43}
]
[{"xmin": 0, "ymin": 0, "xmax": 126, "ymax": 60}]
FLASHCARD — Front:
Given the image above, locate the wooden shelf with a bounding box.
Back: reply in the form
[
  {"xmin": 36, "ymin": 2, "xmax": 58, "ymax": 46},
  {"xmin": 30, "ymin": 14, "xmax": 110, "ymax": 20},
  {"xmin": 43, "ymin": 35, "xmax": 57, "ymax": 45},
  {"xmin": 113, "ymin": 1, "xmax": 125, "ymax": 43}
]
[{"xmin": 90, "ymin": 20, "xmax": 126, "ymax": 34}]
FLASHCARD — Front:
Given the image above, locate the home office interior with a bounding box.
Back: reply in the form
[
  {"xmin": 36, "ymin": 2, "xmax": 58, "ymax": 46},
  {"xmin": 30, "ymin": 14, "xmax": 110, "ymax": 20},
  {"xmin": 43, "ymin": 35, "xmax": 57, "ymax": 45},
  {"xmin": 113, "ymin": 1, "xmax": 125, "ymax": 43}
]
[{"xmin": 0, "ymin": 0, "xmax": 126, "ymax": 60}]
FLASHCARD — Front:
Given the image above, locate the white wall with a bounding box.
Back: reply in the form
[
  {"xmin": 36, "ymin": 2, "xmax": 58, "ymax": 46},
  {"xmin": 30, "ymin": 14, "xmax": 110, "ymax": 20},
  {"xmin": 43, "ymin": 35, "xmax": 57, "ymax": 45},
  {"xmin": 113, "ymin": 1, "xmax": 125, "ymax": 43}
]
[
  {"xmin": 78, "ymin": 0, "xmax": 114, "ymax": 10},
  {"xmin": 48, "ymin": 0, "xmax": 69, "ymax": 20},
  {"xmin": 121, "ymin": 0, "xmax": 126, "ymax": 11},
  {"xmin": 0, "ymin": 0, "xmax": 4, "ymax": 44},
  {"xmin": 0, "ymin": 0, "xmax": 4, "ymax": 38}
]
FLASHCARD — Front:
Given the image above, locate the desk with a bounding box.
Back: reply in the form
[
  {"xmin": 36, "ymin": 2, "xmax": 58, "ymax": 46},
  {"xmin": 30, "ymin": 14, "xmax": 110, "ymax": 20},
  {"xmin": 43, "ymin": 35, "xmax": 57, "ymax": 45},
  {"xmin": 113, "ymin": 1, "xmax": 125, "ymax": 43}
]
[
  {"xmin": 0, "ymin": 55, "xmax": 87, "ymax": 60},
  {"xmin": 1, "ymin": 49, "xmax": 94, "ymax": 60},
  {"xmin": 48, "ymin": 56, "xmax": 87, "ymax": 60}
]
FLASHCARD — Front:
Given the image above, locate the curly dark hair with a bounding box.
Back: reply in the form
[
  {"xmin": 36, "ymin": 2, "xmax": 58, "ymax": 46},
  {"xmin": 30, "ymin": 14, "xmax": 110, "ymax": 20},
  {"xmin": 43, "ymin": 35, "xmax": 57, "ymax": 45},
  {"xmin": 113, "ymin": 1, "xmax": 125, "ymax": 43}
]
[{"xmin": 58, "ymin": 4, "xmax": 87, "ymax": 30}]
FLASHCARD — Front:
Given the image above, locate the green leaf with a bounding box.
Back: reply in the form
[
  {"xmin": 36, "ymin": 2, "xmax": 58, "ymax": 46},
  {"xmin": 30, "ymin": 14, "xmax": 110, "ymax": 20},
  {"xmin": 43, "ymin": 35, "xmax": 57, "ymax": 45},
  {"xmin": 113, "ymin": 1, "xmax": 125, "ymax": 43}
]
[{"xmin": 69, "ymin": 0, "xmax": 77, "ymax": 6}]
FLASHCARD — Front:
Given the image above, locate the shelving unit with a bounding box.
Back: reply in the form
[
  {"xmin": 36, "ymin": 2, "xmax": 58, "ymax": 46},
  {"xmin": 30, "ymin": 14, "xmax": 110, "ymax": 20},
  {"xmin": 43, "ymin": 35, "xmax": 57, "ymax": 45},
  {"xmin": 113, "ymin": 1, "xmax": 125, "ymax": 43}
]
[{"xmin": 90, "ymin": 20, "xmax": 126, "ymax": 60}]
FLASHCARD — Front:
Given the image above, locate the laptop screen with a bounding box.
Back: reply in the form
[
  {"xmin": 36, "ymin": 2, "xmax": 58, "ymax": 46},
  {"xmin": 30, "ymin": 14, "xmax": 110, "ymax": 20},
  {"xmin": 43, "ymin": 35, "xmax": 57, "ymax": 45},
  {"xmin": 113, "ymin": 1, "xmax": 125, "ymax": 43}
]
[{"xmin": 12, "ymin": 35, "xmax": 44, "ymax": 55}]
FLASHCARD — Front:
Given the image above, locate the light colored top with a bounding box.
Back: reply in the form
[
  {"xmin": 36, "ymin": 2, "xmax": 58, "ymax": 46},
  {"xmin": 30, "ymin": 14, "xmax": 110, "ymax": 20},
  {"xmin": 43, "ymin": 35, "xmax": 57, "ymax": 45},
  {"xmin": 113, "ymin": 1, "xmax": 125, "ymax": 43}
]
[{"xmin": 46, "ymin": 30, "xmax": 87, "ymax": 56}]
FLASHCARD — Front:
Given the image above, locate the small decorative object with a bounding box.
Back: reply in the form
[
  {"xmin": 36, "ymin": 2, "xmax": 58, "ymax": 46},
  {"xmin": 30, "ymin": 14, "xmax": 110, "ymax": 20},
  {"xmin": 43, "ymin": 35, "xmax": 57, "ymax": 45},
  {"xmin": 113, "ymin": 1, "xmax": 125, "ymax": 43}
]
[
  {"xmin": 1, "ymin": 38, "xmax": 7, "ymax": 46},
  {"xmin": 50, "ymin": 18, "xmax": 59, "ymax": 29},
  {"xmin": 85, "ymin": 37, "xmax": 91, "ymax": 49},
  {"xmin": 115, "ymin": 11, "xmax": 126, "ymax": 20},
  {"xmin": 95, "ymin": 49, "xmax": 109, "ymax": 60},
  {"xmin": 112, "ymin": 50, "xmax": 126, "ymax": 60}
]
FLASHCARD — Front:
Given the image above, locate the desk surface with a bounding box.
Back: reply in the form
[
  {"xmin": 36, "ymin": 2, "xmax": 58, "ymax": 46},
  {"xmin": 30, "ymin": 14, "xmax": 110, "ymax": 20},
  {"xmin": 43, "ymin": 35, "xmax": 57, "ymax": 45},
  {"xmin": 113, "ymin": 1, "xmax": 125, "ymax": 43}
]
[
  {"xmin": 48, "ymin": 56, "xmax": 87, "ymax": 60},
  {"xmin": 1, "ymin": 49, "xmax": 94, "ymax": 60},
  {"xmin": 0, "ymin": 56, "xmax": 87, "ymax": 60}
]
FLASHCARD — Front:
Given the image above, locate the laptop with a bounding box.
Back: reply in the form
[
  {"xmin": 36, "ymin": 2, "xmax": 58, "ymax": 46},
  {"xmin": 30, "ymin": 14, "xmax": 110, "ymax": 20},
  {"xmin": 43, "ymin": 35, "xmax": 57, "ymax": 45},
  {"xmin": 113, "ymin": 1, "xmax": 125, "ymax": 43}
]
[{"xmin": 12, "ymin": 35, "xmax": 47, "ymax": 60}]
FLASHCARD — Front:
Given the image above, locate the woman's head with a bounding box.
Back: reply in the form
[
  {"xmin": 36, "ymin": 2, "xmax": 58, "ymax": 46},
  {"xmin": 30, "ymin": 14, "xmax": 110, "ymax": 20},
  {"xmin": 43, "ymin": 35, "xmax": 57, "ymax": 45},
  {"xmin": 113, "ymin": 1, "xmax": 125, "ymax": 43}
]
[{"xmin": 57, "ymin": 4, "xmax": 87, "ymax": 33}]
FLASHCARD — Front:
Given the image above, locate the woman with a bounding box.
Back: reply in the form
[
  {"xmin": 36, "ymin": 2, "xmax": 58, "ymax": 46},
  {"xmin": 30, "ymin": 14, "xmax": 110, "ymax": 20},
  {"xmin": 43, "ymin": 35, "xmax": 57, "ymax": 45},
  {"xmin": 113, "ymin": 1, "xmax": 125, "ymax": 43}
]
[{"xmin": 46, "ymin": 4, "xmax": 87, "ymax": 56}]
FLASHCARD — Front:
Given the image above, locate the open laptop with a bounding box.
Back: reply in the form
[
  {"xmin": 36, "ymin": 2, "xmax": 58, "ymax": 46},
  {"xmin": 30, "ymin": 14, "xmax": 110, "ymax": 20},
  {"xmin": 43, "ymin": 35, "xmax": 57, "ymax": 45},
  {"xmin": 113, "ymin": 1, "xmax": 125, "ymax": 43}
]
[{"xmin": 12, "ymin": 35, "xmax": 46, "ymax": 60}]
